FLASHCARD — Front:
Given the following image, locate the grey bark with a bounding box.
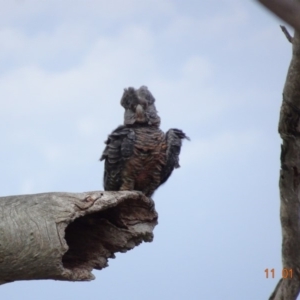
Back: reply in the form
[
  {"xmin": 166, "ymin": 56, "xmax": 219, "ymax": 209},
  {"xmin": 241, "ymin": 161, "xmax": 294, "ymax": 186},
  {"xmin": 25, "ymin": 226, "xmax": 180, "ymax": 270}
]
[
  {"xmin": 269, "ymin": 30, "xmax": 300, "ymax": 299},
  {"xmin": 0, "ymin": 191, "xmax": 157, "ymax": 284}
]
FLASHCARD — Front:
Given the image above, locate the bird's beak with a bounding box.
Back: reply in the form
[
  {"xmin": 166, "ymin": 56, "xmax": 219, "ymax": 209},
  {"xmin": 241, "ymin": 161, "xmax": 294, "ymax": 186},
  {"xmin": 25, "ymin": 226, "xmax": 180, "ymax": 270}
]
[{"xmin": 136, "ymin": 104, "xmax": 144, "ymax": 119}]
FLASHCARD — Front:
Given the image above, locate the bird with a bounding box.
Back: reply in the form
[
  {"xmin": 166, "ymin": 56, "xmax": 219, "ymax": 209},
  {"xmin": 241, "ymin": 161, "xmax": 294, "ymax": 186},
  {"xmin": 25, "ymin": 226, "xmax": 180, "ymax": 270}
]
[{"xmin": 100, "ymin": 86, "xmax": 189, "ymax": 197}]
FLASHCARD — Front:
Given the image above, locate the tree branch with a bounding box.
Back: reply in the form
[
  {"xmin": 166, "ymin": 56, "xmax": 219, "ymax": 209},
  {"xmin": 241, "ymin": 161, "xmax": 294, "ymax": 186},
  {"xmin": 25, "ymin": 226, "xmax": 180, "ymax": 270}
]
[
  {"xmin": 257, "ymin": 0, "xmax": 300, "ymax": 31},
  {"xmin": 280, "ymin": 25, "xmax": 293, "ymax": 43},
  {"xmin": 269, "ymin": 29, "xmax": 300, "ymax": 299},
  {"xmin": 0, "ymin": 190, "xmax": 157, "ymax": 284}
]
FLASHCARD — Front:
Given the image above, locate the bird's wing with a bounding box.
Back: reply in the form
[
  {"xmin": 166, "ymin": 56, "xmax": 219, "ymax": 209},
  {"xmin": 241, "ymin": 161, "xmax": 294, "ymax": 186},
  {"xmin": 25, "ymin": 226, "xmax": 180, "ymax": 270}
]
[
  {"xmin": 100, "ymin": 125, "xmax": 136, "ymax": 191},
  {"xmin": 160, "ymin": 128, "xmax": 190, "ymax": 186}
]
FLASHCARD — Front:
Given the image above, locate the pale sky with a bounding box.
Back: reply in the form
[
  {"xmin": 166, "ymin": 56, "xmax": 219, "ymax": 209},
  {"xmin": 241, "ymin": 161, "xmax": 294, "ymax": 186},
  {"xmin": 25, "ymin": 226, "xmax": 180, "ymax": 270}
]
[{"xmin": 0, "ymin": 1, "xmax": 292, "ymax": 299}]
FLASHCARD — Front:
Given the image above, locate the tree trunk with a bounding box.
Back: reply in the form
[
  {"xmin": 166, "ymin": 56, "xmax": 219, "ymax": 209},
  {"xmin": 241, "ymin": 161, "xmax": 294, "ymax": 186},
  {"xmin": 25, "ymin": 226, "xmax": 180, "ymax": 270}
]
[
  {"xmin": 269, "ymin": 29, "xmax": 300, "ymax": 299},
  {"xmin": 0, "ymin": 190, "xmax": 157, "ymax": 284}
]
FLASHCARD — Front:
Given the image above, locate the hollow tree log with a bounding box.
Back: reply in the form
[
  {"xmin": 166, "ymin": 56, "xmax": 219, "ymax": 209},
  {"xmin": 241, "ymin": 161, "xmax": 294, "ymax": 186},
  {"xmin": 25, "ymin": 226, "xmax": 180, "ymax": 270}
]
[{"xmin": 0, "ymin": 190, "xmax": 157, "ymax": 285}]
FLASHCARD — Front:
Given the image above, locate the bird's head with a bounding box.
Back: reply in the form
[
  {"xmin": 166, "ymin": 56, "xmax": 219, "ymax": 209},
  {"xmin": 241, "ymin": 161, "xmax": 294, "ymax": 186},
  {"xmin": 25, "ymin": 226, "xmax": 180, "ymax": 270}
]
[{"xmin": 120, "ymin": 86, "xmax": 161, "ymax": 126}]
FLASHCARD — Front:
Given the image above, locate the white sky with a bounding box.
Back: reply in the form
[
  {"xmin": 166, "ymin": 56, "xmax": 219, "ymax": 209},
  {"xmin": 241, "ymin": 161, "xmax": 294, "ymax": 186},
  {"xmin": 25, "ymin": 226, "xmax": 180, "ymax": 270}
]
[{"xmin": 0, "ymin": 1, "xmax": 292, "ymax": 299}]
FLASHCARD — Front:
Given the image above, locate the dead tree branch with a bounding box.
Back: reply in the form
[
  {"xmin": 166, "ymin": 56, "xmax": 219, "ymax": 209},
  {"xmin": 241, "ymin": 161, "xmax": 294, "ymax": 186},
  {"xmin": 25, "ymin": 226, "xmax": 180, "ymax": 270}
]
[
  {"xmin": 280, "ymin": 25, "xmax": 293, "ymax": 43},
  {"xmin": 257, "ymin": 0, "xmax": 300, "ymax": 31},
  {"xmin": 0, "ymin": 190, "xmax": 157, "ymax": 285},
  {"xmin": 269, "ymin": 30, "xmax": 300, "ymax": 300}
]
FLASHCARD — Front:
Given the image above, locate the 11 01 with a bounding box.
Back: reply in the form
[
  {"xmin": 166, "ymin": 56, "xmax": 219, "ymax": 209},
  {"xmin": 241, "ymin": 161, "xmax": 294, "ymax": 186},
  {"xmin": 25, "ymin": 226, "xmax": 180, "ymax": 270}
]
[{"xmin": 264, "ymin": 268, "xmax": 293, "ymax": 279}]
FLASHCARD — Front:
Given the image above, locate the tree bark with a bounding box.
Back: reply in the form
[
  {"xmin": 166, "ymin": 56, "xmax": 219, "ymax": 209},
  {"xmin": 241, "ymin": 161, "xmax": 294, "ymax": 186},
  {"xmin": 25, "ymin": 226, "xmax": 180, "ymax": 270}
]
[
  {"xmin": 0, "ymin": 190, "xmax": 157, "ymax": 285},
  {"xmin": 269, "ymin": 29, "xmax": 300, "ymax": 299}
]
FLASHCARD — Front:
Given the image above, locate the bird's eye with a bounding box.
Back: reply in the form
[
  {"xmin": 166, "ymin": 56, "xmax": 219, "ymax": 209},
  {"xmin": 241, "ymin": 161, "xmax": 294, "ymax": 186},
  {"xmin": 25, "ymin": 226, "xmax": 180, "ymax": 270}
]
[{"xmin": 121, "ymin": 97, "xmax": 131, "ymax": 108}]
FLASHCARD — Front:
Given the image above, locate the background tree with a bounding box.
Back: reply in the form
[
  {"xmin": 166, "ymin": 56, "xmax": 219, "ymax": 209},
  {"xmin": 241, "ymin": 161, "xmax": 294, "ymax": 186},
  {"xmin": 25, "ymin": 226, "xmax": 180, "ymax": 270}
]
[{"xmin": 257, "ymin": 0, "xmax": 300, "ymax": 298}]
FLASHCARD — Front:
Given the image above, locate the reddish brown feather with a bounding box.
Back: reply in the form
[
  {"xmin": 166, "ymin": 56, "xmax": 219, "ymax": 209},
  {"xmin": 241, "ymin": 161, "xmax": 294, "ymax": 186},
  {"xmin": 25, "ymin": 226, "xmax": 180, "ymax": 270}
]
[{"xmin": 120, "ymin": 126, "xmax": 167, "ymax": 197}]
